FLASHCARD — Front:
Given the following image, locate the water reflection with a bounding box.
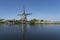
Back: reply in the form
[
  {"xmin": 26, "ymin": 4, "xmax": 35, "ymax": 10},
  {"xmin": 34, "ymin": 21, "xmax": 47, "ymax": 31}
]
[
  {"xmin": 30, "ymin": 24, "xmax": 44, "ymax": 30},
  {"xmin": 22, "ymin": 23, "xmax": 27, "ymax": 40},
  {"xmin": 0, "ymin": 24, "xmax": 59, "ymax": 40},
  {"xmin": 39, "ymin": 24, "xmax": 44, "ymax": 29}
]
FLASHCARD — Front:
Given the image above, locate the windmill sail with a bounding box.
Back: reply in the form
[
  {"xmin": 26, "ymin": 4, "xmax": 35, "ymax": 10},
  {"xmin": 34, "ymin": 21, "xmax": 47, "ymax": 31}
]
[{"xmin": 18, "ymin": 6, "xmax": 32, "ymax": 24}]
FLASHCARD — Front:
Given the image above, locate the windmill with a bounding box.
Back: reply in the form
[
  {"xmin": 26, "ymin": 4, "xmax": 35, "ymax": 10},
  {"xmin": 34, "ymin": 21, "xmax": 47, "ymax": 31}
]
[
  {"xmin": 18, "ymin": 6, "xmax": 32, "ymax": 24},
  {"xmin": 17, "ymin": 6, "xmax": 32, "ymax": 40}
]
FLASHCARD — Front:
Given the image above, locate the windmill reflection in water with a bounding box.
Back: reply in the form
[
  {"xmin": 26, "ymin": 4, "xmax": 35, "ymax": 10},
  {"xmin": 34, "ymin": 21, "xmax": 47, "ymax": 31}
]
[{"xmin": 18, "ymin": 6, "xmax": 32, "ymax": 40}]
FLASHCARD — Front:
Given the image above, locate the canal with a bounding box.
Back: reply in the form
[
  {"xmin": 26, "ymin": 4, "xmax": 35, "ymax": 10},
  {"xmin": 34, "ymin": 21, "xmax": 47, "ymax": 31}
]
[{"xmin": 0, "ymin": 24, "xmax": 60, "ymax": 40}]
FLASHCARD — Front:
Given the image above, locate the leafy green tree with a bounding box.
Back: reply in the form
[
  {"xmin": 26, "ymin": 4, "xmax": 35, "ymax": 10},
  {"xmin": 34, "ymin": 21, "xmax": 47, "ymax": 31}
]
[
  {"xmin": 15, "ymin": 20, "xmax": 22, "ymax": 24},
  {"xmin": 0, "ymin": 19, "xmax": 5, "ymax": 24},
  {"xmin": 29, "ymin": 19, "xmax": 38, "ymax": 24},
  {"xmin": 40, "ymin": 19, "xmax": 44, "ymax": 22}
]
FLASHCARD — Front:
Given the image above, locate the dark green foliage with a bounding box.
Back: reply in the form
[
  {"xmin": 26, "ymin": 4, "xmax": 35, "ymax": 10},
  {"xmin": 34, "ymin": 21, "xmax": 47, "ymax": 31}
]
[
  {"xmin": 0, "ymin": 19, "xmax": 5, "ymax": 24},
  {"xmin": 32, "ymin": 19, "xmax": 38, "ymax": 21},
  {"xmin": 29, "ymin": 19, "xmax": 38, "ymax": 24},
  {"xmin": 40, "ymin": 20, "xmax": 44, "ymax": 22},
  {"xmin": 0, "ymin": 21, "xmax": 5, "ymax": 24},
  {"xmin": 29, "ymin": 20, "xmax": 35, "ymax": 24},
  {"xmin": 15, "ymin": 20, "xmax": 22, "ymax": 24}
]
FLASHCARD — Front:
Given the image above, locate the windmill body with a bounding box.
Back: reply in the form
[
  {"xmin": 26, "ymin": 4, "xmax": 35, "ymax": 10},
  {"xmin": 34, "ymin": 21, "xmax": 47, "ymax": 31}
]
[
  {"xmin": 21, "ymin": 13, "xmax": 27, "ymax": 24},
  {"xmin": 18, "ymin": 7, "xmax": 32, "ymax": 24}
]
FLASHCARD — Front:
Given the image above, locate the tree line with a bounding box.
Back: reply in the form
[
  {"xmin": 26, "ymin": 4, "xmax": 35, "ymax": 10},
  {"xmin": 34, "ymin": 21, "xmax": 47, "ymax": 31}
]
[{"xmin": 0, "ymin": 19, "xmax": 47, "ymax": 24}]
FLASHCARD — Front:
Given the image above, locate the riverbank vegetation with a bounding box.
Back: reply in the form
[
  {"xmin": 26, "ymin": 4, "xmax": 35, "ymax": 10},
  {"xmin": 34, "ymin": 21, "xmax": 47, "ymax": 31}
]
[
  {"xmin": 0, "ymin": 19, "xmax": 6, "ymax": 24},
  {"xmin": 15, "ymin": 20, "xmax": 22, "ymax": 24},
  {"xmin": 0, "ymin": 19, "xmax": 60, "ymax": 24}
]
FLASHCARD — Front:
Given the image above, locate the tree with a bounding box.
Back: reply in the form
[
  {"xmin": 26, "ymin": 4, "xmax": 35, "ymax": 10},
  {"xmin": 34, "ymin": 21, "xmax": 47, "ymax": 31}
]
[
  {"xmin": 29, "ymin": 19, "xmax": 38, "ymax": 24},
  {"xmin": 40, "ymin": 19, "xmax": 44, "ymax": 22},
  {"xmin": 15, "ymin": 20, "xmax": 22, "ymax": 24}
]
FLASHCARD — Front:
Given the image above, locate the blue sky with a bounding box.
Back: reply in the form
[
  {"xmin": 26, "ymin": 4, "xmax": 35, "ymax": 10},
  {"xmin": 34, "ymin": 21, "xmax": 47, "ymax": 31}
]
[{"xmin": 0, "ymin": 0, "xmax": 60, "ymax": 21}]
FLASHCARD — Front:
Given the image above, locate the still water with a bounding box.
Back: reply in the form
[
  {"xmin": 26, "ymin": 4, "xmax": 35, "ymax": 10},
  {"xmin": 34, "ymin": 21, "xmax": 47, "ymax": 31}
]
[{"xmin": 0, "ymin": 24, "xmax": 60, "ymax": 40}]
